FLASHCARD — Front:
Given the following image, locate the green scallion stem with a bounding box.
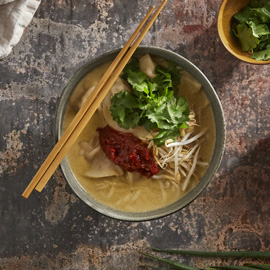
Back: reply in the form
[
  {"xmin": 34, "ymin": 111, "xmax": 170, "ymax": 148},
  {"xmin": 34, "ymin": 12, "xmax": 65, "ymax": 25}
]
[
  {"xmin": 245, "ymin": 265, "xmax": 270, "ymax": 270},
  {"xmin": 212, "ymin": 265, "xmax": 261, "ymax": 270},
  {"xmin": 139, "ymin": 265, "xmax": 163, "ymax": 270},
  {"xmin": 140, "ymin": 252, "xmax": 200, "ymax": 270},
  {"xmin": 151, "ymin": 248, "xmax": 270, "ymax": 259}
]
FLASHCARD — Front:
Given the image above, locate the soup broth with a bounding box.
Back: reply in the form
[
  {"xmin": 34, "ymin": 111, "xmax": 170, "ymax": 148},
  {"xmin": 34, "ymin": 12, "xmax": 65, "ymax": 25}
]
[{"xmin": 63, "ymin": 55, "xmax": 216, "ymax": 212}]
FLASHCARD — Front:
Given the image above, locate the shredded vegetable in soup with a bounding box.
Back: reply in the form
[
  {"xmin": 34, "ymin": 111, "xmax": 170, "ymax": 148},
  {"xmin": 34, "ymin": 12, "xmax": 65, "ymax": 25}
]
[{"xmin": 63, "ymin": 54, "xmax": 216, "ymax": 212}]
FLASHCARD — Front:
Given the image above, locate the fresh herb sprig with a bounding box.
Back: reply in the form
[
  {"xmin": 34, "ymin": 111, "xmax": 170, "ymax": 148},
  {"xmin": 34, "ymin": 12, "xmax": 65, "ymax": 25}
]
[
  {"xmin": 110, "ymin": 57, "xmax": 190, "ymax": 146},
  {"xmin": 140, "ymin": 249, "xmax": 270, "ymax": 270},
  {"xmin": 231, "ymin": 0, "xmax": 270, "ymax": 60},
  {"xmin": 140, "ymin": 252, "xmax": 201, "ymax": 270},
  {"xmin": 151, "ymin": 248, "xmax": 270, "ymax": 259}
]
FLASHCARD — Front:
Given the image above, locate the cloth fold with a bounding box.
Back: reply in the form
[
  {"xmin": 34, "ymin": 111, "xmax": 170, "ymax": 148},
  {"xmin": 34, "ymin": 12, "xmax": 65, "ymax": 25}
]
[{"xmin": 0, "ymin": 0, "xmax": 41, "ymax": 59}]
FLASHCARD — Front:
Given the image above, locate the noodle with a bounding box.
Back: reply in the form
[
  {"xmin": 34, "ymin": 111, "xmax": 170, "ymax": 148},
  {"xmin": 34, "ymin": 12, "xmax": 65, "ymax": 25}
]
[
  {"xmin": 95, "ymin": 184, "xmax": 110, "ymax": 190},
  {"xmin": 158, "ymin": 180, "xmax": 167, "ymax": 201},
  {"xmin": 131, "ymin": 190, "xmax": 140, "ymax": 202},
  {"xmin": 171, "ymin": 181, "xmax": 181, "ymax": 196},
  {"xmin": 107, "ymin": 184, "xmax": 115, "ymax": 198}
]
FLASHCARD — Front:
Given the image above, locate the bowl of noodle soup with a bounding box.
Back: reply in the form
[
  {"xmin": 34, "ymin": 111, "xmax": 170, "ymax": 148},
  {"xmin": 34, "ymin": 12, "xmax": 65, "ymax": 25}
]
[{"xmin": 56, "ymin": 46, "xmax": 225, "ymax": 221}]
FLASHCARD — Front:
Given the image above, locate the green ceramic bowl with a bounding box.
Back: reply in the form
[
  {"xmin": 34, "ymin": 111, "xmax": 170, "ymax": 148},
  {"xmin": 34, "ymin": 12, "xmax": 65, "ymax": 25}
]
[{"xmin": 55, "ymin": 46, "xmax": 226, "ymax": 221}]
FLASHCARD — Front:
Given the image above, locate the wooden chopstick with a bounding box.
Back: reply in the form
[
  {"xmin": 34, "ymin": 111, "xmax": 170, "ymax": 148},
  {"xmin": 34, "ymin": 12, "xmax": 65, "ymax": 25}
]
[
  {"xmin": 35, "ymin": 0, "xmax": 167, "ymax": 193},
  {"xmin": 22, "ymin": 0, "xmax": 167, "ymax": 198},
  {"xmin": 21, "ymin": 6, "xmax": 155, "ymax": 199}
]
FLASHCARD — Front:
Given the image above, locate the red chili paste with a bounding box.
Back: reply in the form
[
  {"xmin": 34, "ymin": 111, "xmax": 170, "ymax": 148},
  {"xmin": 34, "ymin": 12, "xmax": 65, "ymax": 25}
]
[{"xmin": 97, "ymin": 125, "xmax": 159, "ymax": 178}]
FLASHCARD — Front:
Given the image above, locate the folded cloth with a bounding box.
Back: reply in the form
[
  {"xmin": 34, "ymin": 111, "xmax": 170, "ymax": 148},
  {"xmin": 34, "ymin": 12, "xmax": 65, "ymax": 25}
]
[{"xmin": 0, "ymin": 0, "xmax": 41, "ymax": 59}]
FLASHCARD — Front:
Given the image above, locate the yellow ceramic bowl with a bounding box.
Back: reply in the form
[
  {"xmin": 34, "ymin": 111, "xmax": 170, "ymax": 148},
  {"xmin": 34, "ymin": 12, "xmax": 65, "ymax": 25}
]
[{"xmin": 217, "ymin": 0, "xmax": 270, "ymax": 64}]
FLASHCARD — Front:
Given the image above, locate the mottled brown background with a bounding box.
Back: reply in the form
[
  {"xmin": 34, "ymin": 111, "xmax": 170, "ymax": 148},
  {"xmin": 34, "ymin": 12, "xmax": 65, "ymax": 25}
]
[{"xmin": 0, "ymin": 0, "xmax": 269, "ymax": 269}]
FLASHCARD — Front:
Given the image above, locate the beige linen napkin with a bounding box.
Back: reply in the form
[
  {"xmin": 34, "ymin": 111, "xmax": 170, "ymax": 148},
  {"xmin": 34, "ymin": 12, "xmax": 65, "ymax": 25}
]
[{"xmin": 0, "ymin": 0, "xmax": 41, "ymax": 59}]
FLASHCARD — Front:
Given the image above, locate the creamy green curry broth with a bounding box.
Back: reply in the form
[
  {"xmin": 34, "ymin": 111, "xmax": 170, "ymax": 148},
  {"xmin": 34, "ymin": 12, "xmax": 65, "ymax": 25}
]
[{"xmin": 63, "ymin": 59, "xmax": 216, "ymax": 212}]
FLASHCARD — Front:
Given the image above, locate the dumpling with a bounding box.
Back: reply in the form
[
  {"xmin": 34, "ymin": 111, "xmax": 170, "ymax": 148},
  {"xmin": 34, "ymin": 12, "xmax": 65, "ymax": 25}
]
[
  {"xmin": 79, "ymin": 136, "xmax": 100, "ymax": 159},
  {"xmin": 78, "ymin": 85, "xmax": 96, "ymax": 109},
  {"xmin": 79, "ymin": 142, "xmax": 100, "ymax": 161},
  {"xmin": 139, "ymin": 54, "xmax": 156, "ymax": 79},
  {"xmin": 129, "ymin": 126, "xmax": 153, "ymax": 141},
  {"xmin": 79, "ymin": 137, "xmax": 124, "ymax": 178},
  {"xmin": 68, "ymin": 80, "xmax": 98, "ymax": 112},
  {"xmin": 178, "ymin": 70, "xmax": 202, "ymax": 95},
  {"xmin": 84, "ymin": 147, "xmax": 124, "ymax": 178},
  {"xmin": 110, "ymin": 77, "xmax": 130, "ymax": 95},
  {"xmin": 74, "ymin": 84, "xmax": 103, "ymax": 113}
]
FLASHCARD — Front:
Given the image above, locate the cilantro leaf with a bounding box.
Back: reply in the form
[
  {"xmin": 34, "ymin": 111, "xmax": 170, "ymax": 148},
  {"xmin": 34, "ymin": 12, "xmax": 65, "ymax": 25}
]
[
  {"xmin": 152, "ymin": 70, "xmax": 174, "ymax": 100},
  {"xmin": 235, "ymin": 23, "xmax": 259, "ymax": 51},
  {"xmin": 231, "ymin": 0, "xmax": 270, "ymax": 60},
  {"xmin": 146, "ymin": 96, "xmax": 189, "ymax": 129},
  {"xmin": 234, "ymin": 7, "xmax": 260, "ymax": 24},
  {"xmin": 125, "ymin": 70, "xmax": 149, "ymax": 94},
  {"xmin": 122, "ymin": 57, "xmax": 140, "ymax": 79},
  {"xmin": 247, "ymin": 21, "xmax": 270, "ymax": 37},
  {"xmin": 256, "ymin": 34, "xmax": 270, "ymax": 50},
  {"xmin": 234, "ymin": 5, "xmax": 270, "ymax": 24},
  {"xmin": 110, "ymin": 91, "xmax": 140, "ymax": 129},
  {"xmin": 110, "ymin": 56, "xmax": 190, "ymax": 146},
  {"xmin": 155, "ymin": 61, "xmax": 182, "ymax": 92},
  {"xmin": 153, "ymin": 129, "xmax": 181, "ymax": 147},
  {"xmin": 253, "ymin": 4, "xmax": 270, "ymax": 23},
  {"xmin": 249, "ymin": 0, "xmax": 270, "ymax": 8},
  {"xmin": 251, "ymin": 44, "xmax": 270, "ymax": 60}
]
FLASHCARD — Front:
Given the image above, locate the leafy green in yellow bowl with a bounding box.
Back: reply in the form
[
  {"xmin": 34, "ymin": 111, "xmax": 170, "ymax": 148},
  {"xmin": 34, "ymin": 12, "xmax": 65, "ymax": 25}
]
[{"xmin": 218, "ymin": 0, "xmax": 270, "ymax": 64}]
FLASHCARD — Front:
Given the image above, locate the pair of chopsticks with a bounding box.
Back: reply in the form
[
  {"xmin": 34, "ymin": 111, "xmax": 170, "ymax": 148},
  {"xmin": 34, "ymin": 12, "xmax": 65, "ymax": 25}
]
[{"xmin": 22, "ymin": 0, "xmax": 167, "ymax": 198}]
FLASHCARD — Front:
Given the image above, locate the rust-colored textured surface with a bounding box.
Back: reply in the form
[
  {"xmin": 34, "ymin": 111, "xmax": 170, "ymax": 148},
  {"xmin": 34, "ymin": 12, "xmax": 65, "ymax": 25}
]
[{"xmin": 0, "ymin": 0, "xmax": 269, "ymax": 269}]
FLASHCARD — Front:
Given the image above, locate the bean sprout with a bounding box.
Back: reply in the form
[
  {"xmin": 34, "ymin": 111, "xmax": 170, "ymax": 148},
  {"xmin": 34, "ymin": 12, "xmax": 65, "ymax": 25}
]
[{"xmin": 149, "ymin": 110, "xmax": 207, "ymax": 191}]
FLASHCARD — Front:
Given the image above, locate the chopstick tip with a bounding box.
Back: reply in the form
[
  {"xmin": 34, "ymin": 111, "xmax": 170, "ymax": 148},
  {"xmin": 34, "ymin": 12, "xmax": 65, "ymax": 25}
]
[
  {"xmin": 35, "ymin": 185, "xmax": 43, "ymax": 192},
  {"xmin": 21, "ymin": 192, "xmax": 29, "ymax": 199}
]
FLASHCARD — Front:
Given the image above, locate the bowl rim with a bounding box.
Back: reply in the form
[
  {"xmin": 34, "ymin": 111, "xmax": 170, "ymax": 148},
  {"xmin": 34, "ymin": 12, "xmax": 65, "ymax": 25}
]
[
  {"xmin": 55, "ymin": 46, "xmax": 226, "ymax": 221},
  {"xmin": 217, "ymin": 0, "xmax": 270, "ymax": 65}
]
